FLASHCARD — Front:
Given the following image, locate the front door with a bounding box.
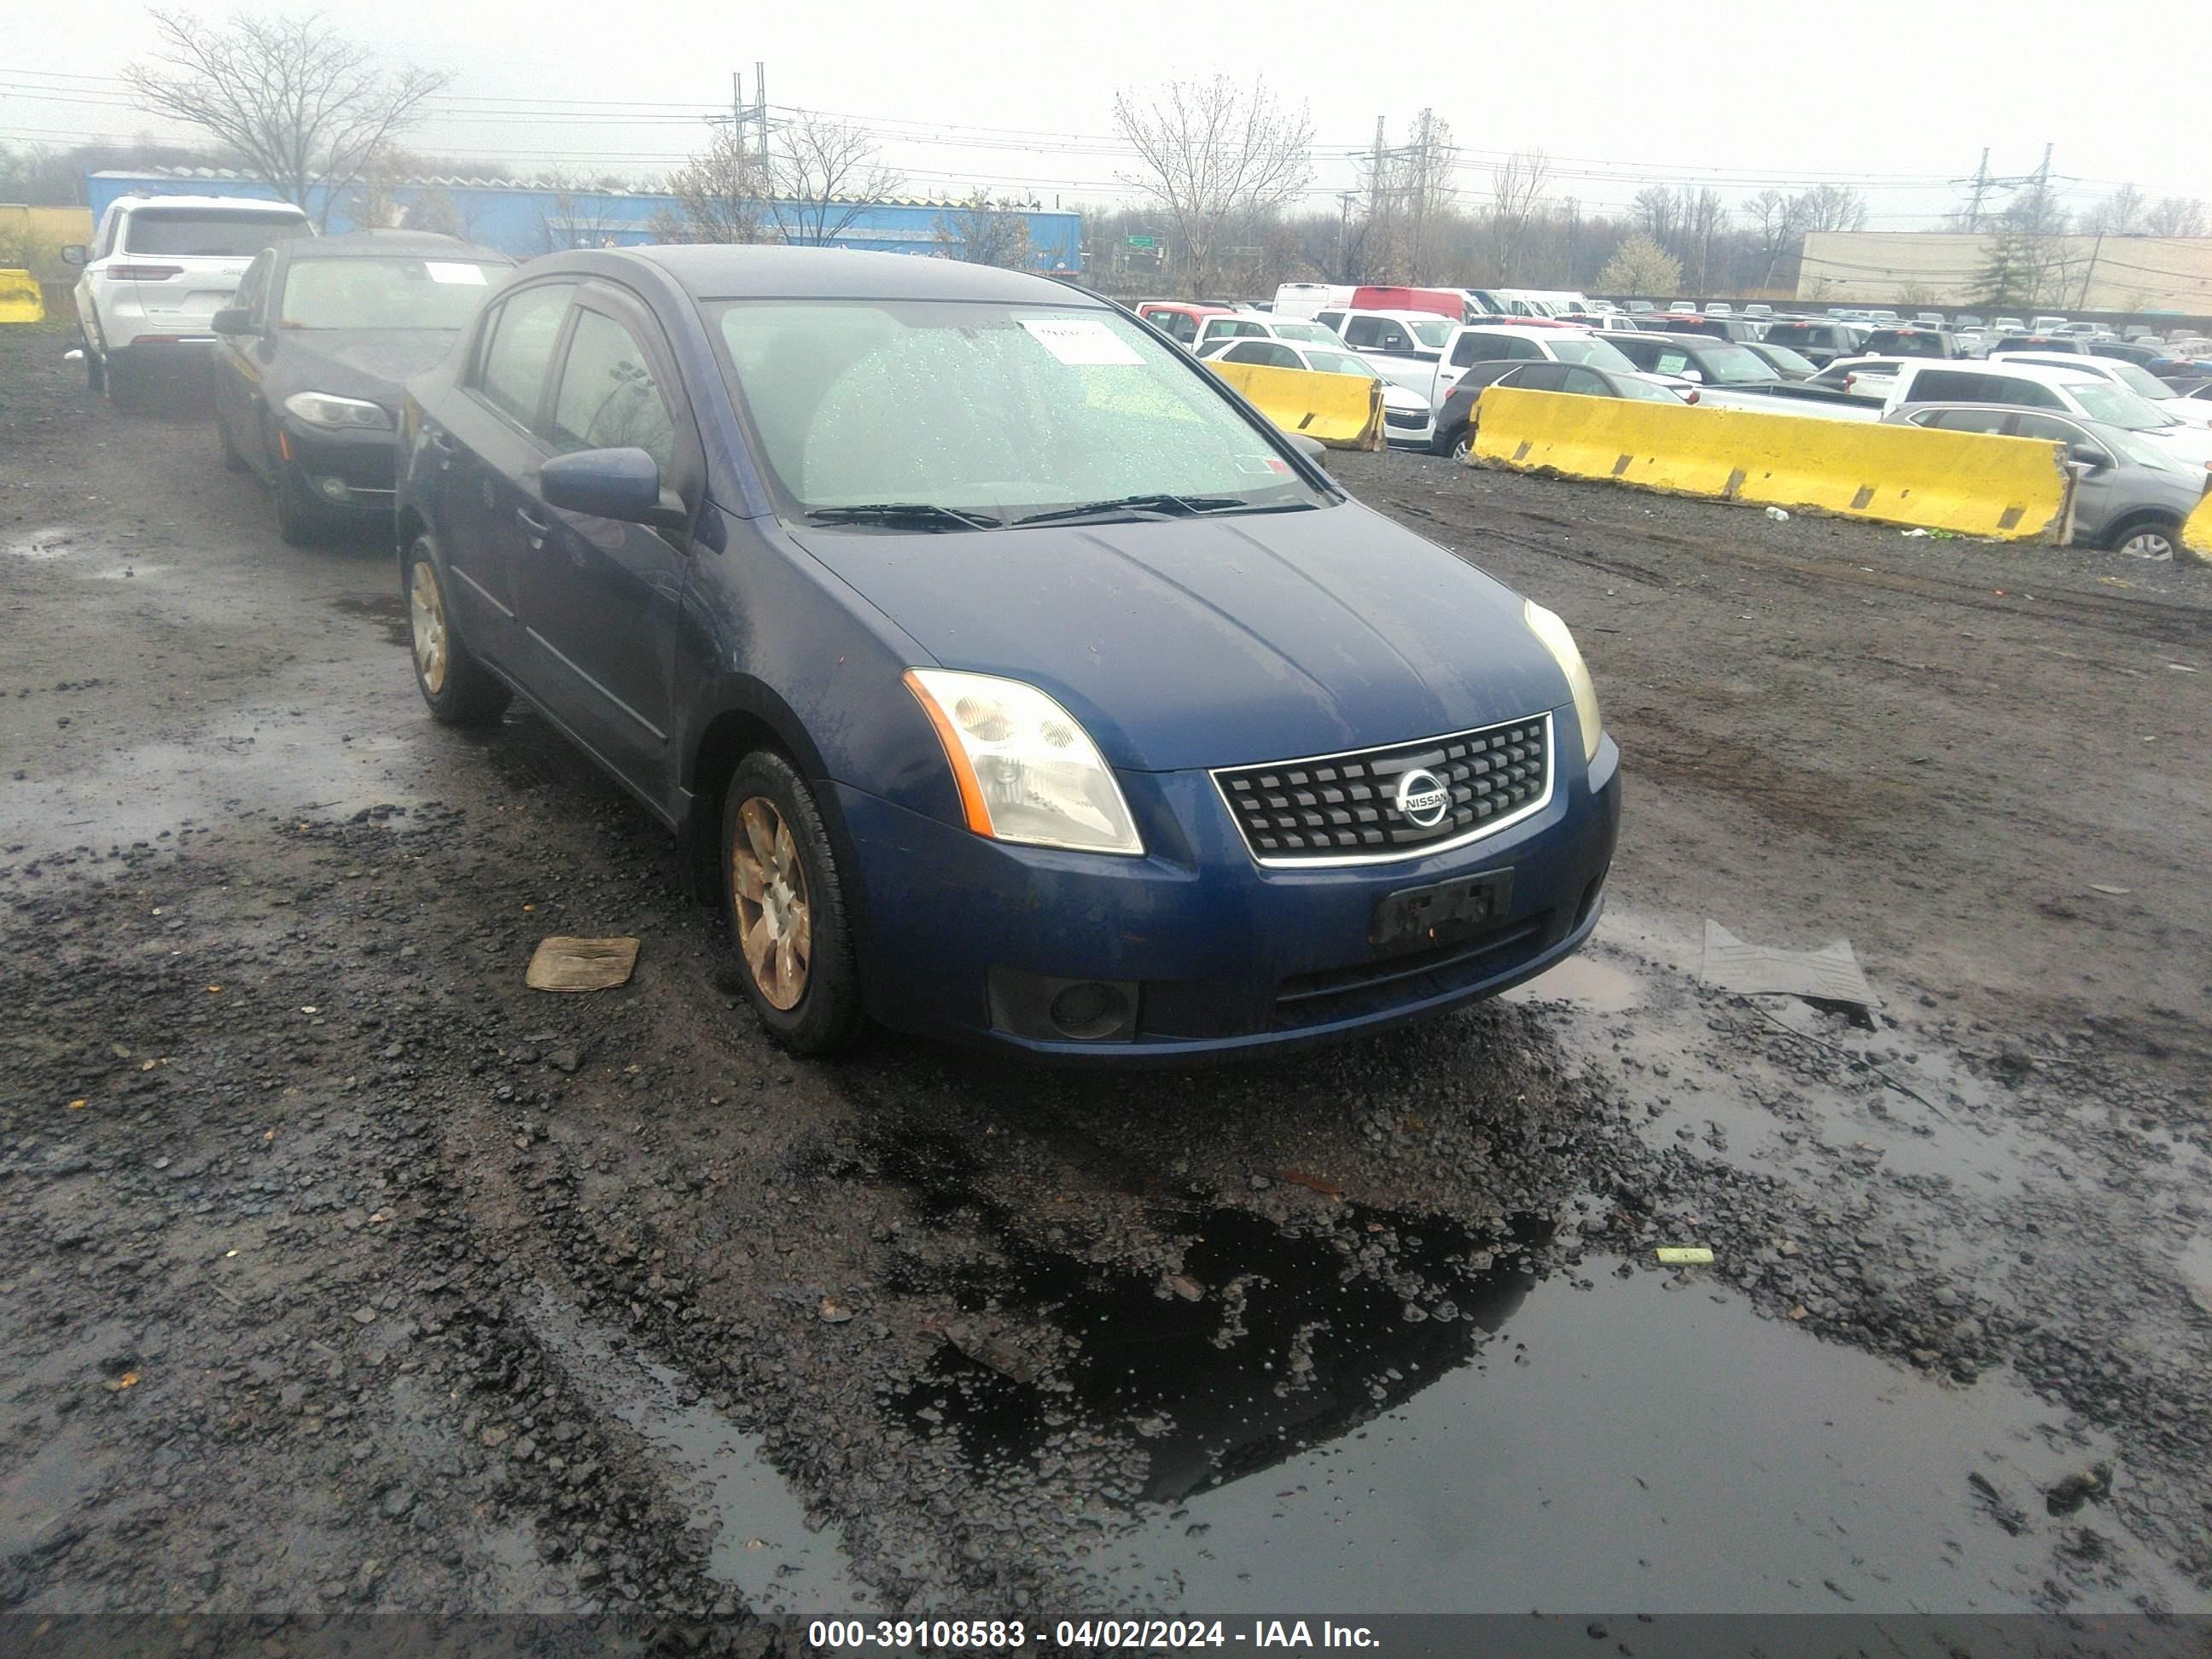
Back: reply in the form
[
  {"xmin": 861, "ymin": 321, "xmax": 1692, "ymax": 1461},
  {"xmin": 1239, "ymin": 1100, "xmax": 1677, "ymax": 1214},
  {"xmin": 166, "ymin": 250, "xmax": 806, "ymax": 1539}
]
[{"xmin": 513, "ymin": 288, "xmax": 698, "ymax": 801}]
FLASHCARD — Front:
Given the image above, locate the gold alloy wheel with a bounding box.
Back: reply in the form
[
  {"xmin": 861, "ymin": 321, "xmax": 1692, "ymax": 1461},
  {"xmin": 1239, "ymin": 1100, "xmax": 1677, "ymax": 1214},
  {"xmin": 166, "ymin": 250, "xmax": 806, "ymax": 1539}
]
[
  {"xmin": 410, "ymin": 560, "xmax": 449, "ymax": 696},
  {"xmin": 731, "ymin": 796, "xmax": 812, "ymax": 1010}
]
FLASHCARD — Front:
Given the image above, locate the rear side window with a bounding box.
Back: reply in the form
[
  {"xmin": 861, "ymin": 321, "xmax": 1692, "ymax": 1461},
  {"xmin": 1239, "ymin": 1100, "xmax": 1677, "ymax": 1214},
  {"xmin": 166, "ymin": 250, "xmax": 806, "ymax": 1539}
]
[
  {"xmin": 1315, "ymin": 310, "xmax": 1343, "ymax": 332},
  {"xmin": 476, "ymin": 282, "xmax": 577, "ymax": 429},
  {"xmin": 232, "ymin": 250, "xmax": 276, "ymax": 322},
  {"xmin": 124, "ymin": 211, "xmax": 308, "ymax": 257},
  {"xmin": 551, "ymin": 308, "xmax": 679, "ymax": 472},
  {"xmin": 1911, "ymin": 370, "xmax": 1988, "ymax": 403}
]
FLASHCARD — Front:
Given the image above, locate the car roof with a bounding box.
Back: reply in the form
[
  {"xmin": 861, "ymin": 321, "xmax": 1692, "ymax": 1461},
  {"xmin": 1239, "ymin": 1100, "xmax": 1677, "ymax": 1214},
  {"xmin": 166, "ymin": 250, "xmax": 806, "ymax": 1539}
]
[
  {"xmin": 614, "ymin": 244, "xmax": 1097, "ymax": 306},
  {"xmin": 1906, "ymin": 358, "xmax": 2103, "ymax": 385},
  {"xmin": 284, "ymin": 230, "xmax": 510, "ymax": 264},
  {"xmin": 118, "ymin": 194, "xmax": 309, "ymax": 216}
]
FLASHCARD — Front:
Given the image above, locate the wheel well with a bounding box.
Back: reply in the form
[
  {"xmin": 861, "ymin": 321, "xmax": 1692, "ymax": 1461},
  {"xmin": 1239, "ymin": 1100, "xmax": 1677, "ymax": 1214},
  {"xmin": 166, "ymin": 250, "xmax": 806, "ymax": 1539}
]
[
  {"xmin": 683, "ymin": 710, "xmax": 787, "ymax": 904},
  {"xmin": 395, "ymin": 507, "xmax": 428, "ymax": 566},
  {"xmin": 2104, "ymin": 511, "xmax": 2180, "ymax": 549}
]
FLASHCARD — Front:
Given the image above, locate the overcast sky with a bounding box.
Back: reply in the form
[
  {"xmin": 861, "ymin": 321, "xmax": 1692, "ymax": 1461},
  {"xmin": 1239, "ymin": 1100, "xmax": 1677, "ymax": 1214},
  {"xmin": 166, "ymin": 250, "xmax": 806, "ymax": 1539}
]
[{"xmin": 6, "ymin": 0, "xmax": 2207, "ymax": 229}]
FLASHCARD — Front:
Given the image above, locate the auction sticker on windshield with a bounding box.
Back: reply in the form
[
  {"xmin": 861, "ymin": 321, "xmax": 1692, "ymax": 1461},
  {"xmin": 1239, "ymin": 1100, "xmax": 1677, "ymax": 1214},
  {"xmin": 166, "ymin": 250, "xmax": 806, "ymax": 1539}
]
[
  {"xmin": 424, "ymin": 262, "xmax": 490, "ymax": 285},
  {"xmin": 1022, "ymin": 317, "xmax": 1144, "ymax": 366}
]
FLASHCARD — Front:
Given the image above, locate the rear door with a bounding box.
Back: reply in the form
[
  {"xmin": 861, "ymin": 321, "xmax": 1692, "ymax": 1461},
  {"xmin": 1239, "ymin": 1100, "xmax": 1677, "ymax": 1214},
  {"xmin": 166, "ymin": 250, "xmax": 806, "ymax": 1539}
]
[
  {"xmin": 429, "ymin": 280, "xmax": 579, "ymax": 668},
  {"xmin": 518, "ymin": 287, "xmax": 701, "ymax": 800},
  {"xmin": 215, "ymin": 249, "xmax": 277, "ymax": 472}
]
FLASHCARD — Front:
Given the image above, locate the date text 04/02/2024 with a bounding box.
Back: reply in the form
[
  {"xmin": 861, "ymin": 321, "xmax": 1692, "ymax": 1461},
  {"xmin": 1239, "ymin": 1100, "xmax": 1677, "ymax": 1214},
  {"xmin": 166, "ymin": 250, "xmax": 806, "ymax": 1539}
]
[{"xmin": 806, "ymin": 1620, "xmax": 1383, "ymax": 1650}]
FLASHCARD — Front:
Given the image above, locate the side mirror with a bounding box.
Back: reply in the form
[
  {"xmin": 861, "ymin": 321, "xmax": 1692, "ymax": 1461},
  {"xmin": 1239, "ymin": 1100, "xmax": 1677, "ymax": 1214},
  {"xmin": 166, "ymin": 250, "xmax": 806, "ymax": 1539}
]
[
  {"xmin": 2068, "ymin": 444, "xmax": 2111, "ymax": 471},
  {"xmin": 1287, "ymin": 433, "xmax": 1328, "ymax": 469},
  {"xmin": 540, "ymin": 447, "xmax": 690, "ymax": 532},
  {"xmin": 1680, "ymin": 369, "xmax": 1705, "ymax": 384},
  {"xmin": 60, "ymin": 245, "xmax": 87, "ymax": 267},
  {"xmin": 211, "ymin": 307, "xmax": 256, "ymax": 336}
]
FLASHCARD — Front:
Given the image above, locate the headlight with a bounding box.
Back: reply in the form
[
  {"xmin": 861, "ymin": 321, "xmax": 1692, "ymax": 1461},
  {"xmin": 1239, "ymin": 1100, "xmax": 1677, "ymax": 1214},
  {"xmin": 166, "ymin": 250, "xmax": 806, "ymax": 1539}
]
[
  {"xmin": 1523, "ymin": 601, "xmax": 1604, "ymax": 765},
  {"xmin": 904, "ymin": 669, "xmax": 1144, "ymax": 857},
  {"xmin": 283, "ymin": 391, "xmax": 393, "ymax": 430}
]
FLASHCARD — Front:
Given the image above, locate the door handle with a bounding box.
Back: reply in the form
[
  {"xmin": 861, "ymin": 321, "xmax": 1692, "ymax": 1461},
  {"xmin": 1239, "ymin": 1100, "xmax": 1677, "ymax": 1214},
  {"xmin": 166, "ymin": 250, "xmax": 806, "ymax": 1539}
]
[{"xmin": 516, "ymin": 508, "xmax": 550, "ymax": 538}]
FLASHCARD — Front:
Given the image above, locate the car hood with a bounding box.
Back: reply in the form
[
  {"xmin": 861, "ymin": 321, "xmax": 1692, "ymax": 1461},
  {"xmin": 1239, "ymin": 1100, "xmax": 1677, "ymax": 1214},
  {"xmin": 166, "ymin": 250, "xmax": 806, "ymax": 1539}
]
[
  {"xmin": 272, "ymin": 329, "xmax": 462, "ymax": 410},
  {"xmin": 791, "ymin": 502, "xmax": 1569, "ymax": 773},
  {"xmin": 2151, "ymin": 399, "xmax": 2212, "ymax": 429},
  {"xmin": 2136, "ymin": 421, "xmax": 2212, "ymax": 463}
]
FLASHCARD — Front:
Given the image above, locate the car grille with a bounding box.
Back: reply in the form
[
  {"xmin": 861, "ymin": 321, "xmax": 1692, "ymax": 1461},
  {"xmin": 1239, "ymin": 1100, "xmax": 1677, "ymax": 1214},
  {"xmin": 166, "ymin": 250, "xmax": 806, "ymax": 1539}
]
[
  {"xmin": 1273, "ymin": 915, "xmax": 1550, "ymax": 1029},
  {"xmin": 1383, "ymin": 407, "xmax": 1428, "ymax": 428},
  {"xmin": 1214, "ymin": 713, "xmax": 1552, "ymax": 864}
]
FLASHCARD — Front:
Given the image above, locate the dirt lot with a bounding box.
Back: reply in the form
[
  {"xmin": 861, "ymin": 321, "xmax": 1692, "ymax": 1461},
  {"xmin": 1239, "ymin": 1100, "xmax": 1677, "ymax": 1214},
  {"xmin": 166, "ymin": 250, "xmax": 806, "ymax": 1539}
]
[{"xmin": 3, "ymin": 323, "xmax": 2210, "ymax": 1646}]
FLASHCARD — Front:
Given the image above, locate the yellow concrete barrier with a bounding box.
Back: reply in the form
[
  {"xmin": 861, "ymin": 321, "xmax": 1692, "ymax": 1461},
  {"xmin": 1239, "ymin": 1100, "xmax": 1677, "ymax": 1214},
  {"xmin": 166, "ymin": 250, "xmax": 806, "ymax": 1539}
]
[
  {"xmin": 1471, "ymin": 387, "xmax": 2072, "ymax": 540},
  {"xmin": 0, "ymin": 269, "xmax": 44, "ymax": 325},
  {"xmin": 1208, "ymin": 360, "xmax": 1384, "ymax": 451},
  {"xmin": 2184, "ymin": 490, "xmax": 2212, "ymax": 565}
]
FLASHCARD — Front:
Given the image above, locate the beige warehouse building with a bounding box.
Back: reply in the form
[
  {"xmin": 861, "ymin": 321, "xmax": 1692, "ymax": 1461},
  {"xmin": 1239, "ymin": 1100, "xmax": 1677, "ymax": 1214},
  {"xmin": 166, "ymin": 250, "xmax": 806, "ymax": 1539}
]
[{"xmin": 1797, "ymin": 231, "xmax": 2212, "ymax": 313}]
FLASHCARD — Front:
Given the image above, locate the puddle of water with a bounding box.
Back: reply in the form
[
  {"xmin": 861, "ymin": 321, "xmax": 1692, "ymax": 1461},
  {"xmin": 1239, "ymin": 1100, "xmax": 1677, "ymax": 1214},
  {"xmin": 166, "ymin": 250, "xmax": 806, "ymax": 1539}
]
[
  {"xmin": 895, "ymin": 1200, "xmax": 1548, "ymax": 1508},
  {"xmin": 523, "ymin": 1289, "xmax": 868, "ymax": 1615},
  {"xmin": 1505, "ymin": 950, "xmax": 1642, "ymax": 1013},
  {"xmin": 4, "ymin": 528, "xmax": 77, "ymax": 562},
  {"xmin": 1086, "ymin": 1267, "xmax": 2202, "ymax": 1615},
  {"xmin": 329, "ymin": 592, "xmax": 413, "ymax": 648},
  {"xmin": 86, "ymin": 563, "xmax": 173, "ymax": 581}
]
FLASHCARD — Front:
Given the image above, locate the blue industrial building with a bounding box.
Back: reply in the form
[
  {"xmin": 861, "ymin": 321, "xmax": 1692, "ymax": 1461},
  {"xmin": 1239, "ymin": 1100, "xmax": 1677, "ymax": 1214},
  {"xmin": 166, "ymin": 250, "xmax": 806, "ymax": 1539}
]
[{"xmin": 85, "ymin": 169, "xmax": 1082, "ymax": 272}]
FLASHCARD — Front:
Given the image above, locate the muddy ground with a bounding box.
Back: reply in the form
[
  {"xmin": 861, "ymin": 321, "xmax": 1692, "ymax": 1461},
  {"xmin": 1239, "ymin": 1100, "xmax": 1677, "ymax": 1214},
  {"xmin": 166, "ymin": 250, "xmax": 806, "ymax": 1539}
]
[{"xmin": 3, "ymin": 323, "xmax": 2210, "ymax": 1648}]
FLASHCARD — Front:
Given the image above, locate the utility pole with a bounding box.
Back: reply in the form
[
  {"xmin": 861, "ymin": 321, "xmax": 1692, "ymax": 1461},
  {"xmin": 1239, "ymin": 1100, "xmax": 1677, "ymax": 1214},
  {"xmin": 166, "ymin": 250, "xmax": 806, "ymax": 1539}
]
[
  {"xmin": 754, "ymin": 61, "xmax": 769, "ymax": 169},
  {"xmin": 731, "ymin": 72, "xmax": 746, "ymax": 166},
  {"xmin": 1964, "ymin": 147, "xmax": 1990, "ymax": 231}
]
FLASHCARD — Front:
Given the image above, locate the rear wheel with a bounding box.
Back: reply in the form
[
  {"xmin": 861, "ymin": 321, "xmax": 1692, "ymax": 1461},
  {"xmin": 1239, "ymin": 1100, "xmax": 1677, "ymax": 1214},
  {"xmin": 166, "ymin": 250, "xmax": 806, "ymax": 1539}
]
[
  {"xmin": 721, "ymin": 752, "xmax": 863, "ymax": 1057},
  {"xmin": 1447, "ymin": 422, "xmax": 1475, "ymax": 463},
  {"xmin": 405, "ymin": 537, "xmax": 509, "ymax": 725},
  {"xmin": 103, "ymin": 352, "xmax": 138, "ymax": 411}
]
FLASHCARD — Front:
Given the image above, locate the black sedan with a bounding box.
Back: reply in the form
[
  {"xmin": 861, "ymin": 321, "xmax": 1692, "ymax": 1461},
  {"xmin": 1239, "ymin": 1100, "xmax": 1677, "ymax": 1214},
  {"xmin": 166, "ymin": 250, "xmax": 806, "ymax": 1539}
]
[
  {"xmin": 212, "ymin": 230, "xmax": 513, "ymax": 544},
  {"xmin": 1430, "ymin": 358, "xmax": 1688, "ymax": 459}
]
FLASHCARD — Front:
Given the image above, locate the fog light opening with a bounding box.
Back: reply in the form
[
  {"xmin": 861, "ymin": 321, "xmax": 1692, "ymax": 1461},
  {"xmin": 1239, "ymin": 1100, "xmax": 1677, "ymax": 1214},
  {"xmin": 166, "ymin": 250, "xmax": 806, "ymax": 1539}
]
[
  {"xmin": 316, "ymin": 476, "xmax": 351, "ymax": 504},
  {"xmin": 1049, "ymin": 981, "xmax": 1131, "ymax": 1041}
]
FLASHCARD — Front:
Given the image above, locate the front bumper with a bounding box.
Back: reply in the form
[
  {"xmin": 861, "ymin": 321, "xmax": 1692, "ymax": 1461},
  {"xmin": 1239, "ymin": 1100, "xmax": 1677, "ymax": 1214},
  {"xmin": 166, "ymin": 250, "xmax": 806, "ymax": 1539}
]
[
  {"xmin": 279, "ymin": 421, "xmax": 399, "ymax": 515},
  {"xmin": 834, "ymin": 717, "xmax": 1621, "ymax": 1062}
]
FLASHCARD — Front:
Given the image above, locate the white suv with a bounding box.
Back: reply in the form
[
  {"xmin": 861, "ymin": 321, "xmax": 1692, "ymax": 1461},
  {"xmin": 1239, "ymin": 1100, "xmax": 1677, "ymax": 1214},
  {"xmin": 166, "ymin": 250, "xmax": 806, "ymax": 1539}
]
[{"xmin": 65, "ymin": 195, "xmax": 311, "ymax": 404}]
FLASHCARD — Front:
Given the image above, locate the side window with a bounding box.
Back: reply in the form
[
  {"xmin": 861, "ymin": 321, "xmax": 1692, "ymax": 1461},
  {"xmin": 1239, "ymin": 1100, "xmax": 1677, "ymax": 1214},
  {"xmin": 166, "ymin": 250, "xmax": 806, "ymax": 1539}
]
[
  {"xmin": 1342, "ymin": 316, "xmax": 1382, "ymax": 348},
  {"xmin": 1912, "ymin": 370, "xmax": 1979, "ymax": 402},
  {"xmin": 1164, "ymin": 313, "xmax": 1198, "ymax": 346},
  {"xmin": 1262, "ymin": 343, "xmax": 1301, "ymax": 369},
  {"xmin": 233, "ymin": 251, "xmax": 275, "ymax": 322},
  {"xmin": 551, "ymin": 307, "xmax": 679, "ymax": 473},
  {"xmin": 1504, "ymin": 338, "xmax": 1543, "ymax": 360},
  {"xmin": 1221, "ymin": 342, "xmax": 1270, "ymax": 364},
  {"xmin": 1315, "ymin": 311, "xmax": 1344, "ymax": 333},
  {"xmin": 1457, "ymin": 335, "xmax": 1504, "ymax": 364},
  {"xmin": 99, "ymin": 209, "xmax": 125, "ymax": 259},
  {"xmin": 2011, "ymin": 380, "xmax": 2062, "ymax": 409},
  {"xmin": 1228, "ymin": 321, "xmax": 1264, "ymax": 338},
  {"xmin": 2011, "ymin": 413, "xmax": 2077, "ymax": 444},
  {"xmin": 1561, "ymin": 367, "xmax": 1609, "ymax": 394},
  {"xmin": 1514, "ymin": 363, "xmax": 1571, "ymax": 390},
  {"xmin": 1376, "ymin": 324, "xmax": 1412, "ymax": 352},
  {"xmin": 475, "ymin": 282, "xmax": 577, "ymax": 429}
]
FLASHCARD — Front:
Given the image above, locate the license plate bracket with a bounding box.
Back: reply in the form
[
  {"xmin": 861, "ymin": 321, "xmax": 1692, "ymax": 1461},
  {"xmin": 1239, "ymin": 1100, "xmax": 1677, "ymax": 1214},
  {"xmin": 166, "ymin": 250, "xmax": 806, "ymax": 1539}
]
[{"xmin": 1370, "ymin": 869, "xmax": 1514, "ymax": 958}]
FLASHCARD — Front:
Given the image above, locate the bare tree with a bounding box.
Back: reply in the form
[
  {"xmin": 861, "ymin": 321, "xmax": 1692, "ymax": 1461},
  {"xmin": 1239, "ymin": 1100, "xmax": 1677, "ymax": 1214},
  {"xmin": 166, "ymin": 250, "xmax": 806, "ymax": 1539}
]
[
  {"xmin": 2145, "ymin": 195, "xmax": 2206, "ymax": 237},
  {"xmin": 1683, "ymin": 188, "xmax": 1729, "ymax": 292},
  {"xmin": 1595, "ymin": 233, "xmax": 1682, "ymax": 297},
  {"xmin": 1490, "ymin": 147, "xmax": 1551, "ymax": 284},
  {"xmin": 124, "ymin": 10, "xmax": 447, "ymax": 228},
  {"xmin": 932, "ymin": 188, "xmax": 1034, "ymax": 269},
  {"xmin": 2081, "ymin": 183, "xmax": 2145, "ymax": 236},
  {"xmin": 1113, "ymin": 75, "xmax": 1313, "ymax": 300},
  {"xmin": 650, "ymin": 126, "xmax": 766, "ymax": 245},
  {"xmin": 534, "ymin": 168, "xmax": 632, "ymax": 252},
  {"xmin": 1791, "ymin": 183, "xmax": 1868, "ymax": 235},
  {"xmin": 1632, "ymin": 185, "xmax": 1680, "ymax": 250},
  {"xmin": 762, "ymin": 113, "xmax": 901, "ymax": 246},
  {"xmin": 1743, "ymin": 189, "xmax": 1802, "ymax": 288}
]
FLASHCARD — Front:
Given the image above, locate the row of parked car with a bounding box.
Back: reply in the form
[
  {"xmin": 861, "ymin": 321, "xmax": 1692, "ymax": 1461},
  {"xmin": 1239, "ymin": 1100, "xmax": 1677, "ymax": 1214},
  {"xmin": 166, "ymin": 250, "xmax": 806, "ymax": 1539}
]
[{"xmin": 1129, "ymin": 286, "xmax": 2212, "ymax": 562}]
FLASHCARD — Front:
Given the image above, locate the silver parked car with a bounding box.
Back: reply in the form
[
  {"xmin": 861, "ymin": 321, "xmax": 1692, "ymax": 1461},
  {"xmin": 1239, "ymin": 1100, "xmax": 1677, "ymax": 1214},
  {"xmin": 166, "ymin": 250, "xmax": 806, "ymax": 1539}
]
[{"xmin": 1885, "ymin": 403, "xmax": 2212, "ymax": 560}]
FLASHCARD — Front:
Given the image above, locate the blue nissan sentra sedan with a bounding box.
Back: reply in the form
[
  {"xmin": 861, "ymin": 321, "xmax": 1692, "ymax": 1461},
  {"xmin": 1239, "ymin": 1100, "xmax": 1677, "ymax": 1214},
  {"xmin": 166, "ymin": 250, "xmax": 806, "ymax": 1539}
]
[{"xmin": 395, "ymin": 247, "xmax": 1620, "ymax": 1061}]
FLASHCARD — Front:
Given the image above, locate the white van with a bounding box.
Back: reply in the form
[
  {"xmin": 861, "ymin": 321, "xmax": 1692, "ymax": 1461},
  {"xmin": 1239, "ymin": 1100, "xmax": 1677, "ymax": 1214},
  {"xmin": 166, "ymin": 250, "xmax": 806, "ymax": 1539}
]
[{"xmin": 1272, "ymin": 282, "xmax": 1357, "ymax": 321}]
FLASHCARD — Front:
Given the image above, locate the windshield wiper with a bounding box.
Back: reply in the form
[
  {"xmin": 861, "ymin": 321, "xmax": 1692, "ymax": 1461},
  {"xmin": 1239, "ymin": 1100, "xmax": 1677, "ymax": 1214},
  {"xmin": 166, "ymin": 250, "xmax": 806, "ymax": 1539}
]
[
  {"xmin": 1012, "ymin": 492, "xmax": 1258, "ymax": 527},
  {"xmin": 803, "ymin": 503, "xmax": 1006, "ymax": 532}
]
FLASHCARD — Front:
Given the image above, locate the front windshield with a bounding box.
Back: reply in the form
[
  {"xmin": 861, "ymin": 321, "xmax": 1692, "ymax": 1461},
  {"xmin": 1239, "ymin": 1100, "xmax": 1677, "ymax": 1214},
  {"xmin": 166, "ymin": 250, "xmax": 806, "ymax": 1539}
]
[
  {"xmin": 279, "ymin": 258, "xmax": 505, "ymax": 329},
  {"xmin": 1301, "ymin": 349, "xmax": 1379, "ymax": 380},
  {"xmin": 1549, "ymin": 336, "xmax": 1636, "ymax": 371},
  {"xmin": 1698, "ymin": 343, "xmax": 1781, "ymax": 385},
  {"xmin": 1273, "ymin": 321, "xmax": 1342, "ymax": 345},
  {"xmin": 1407, "ymin": 318, "xmax": 1456, "ymax": 348},
  {"xmin": 711, "ymin": 299, "xmax": 1328, "ymax": 521},
  {"xmin": 1758, "ymin": 344, "xmax": 1819, "ymax": 376},
  {"xmin": 2069, "ymin": 382, "xmax": 2171, "ymax": 432}
]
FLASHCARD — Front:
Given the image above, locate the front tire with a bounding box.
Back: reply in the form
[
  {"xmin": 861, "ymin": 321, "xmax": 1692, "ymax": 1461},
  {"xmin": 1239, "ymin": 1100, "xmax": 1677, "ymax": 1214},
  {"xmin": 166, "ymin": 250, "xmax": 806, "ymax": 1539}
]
[
  {"xmin": 721, "ymin": 753, "xmax": 863, "ymax": 1057},
  {"xmin": 218, "ymin": 405, "xmax": 248, "ymax": 473},
  {"xmin": 83, "ymin": 333, "xmax": 106, "ymax": 395},
  {"xmin": 2109, "ymin": 519, "xmax": 2179, "ymax": 562},
  {"xmin": 404, "ymin": 538, "xmax": 509, "ymax": 726}
]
